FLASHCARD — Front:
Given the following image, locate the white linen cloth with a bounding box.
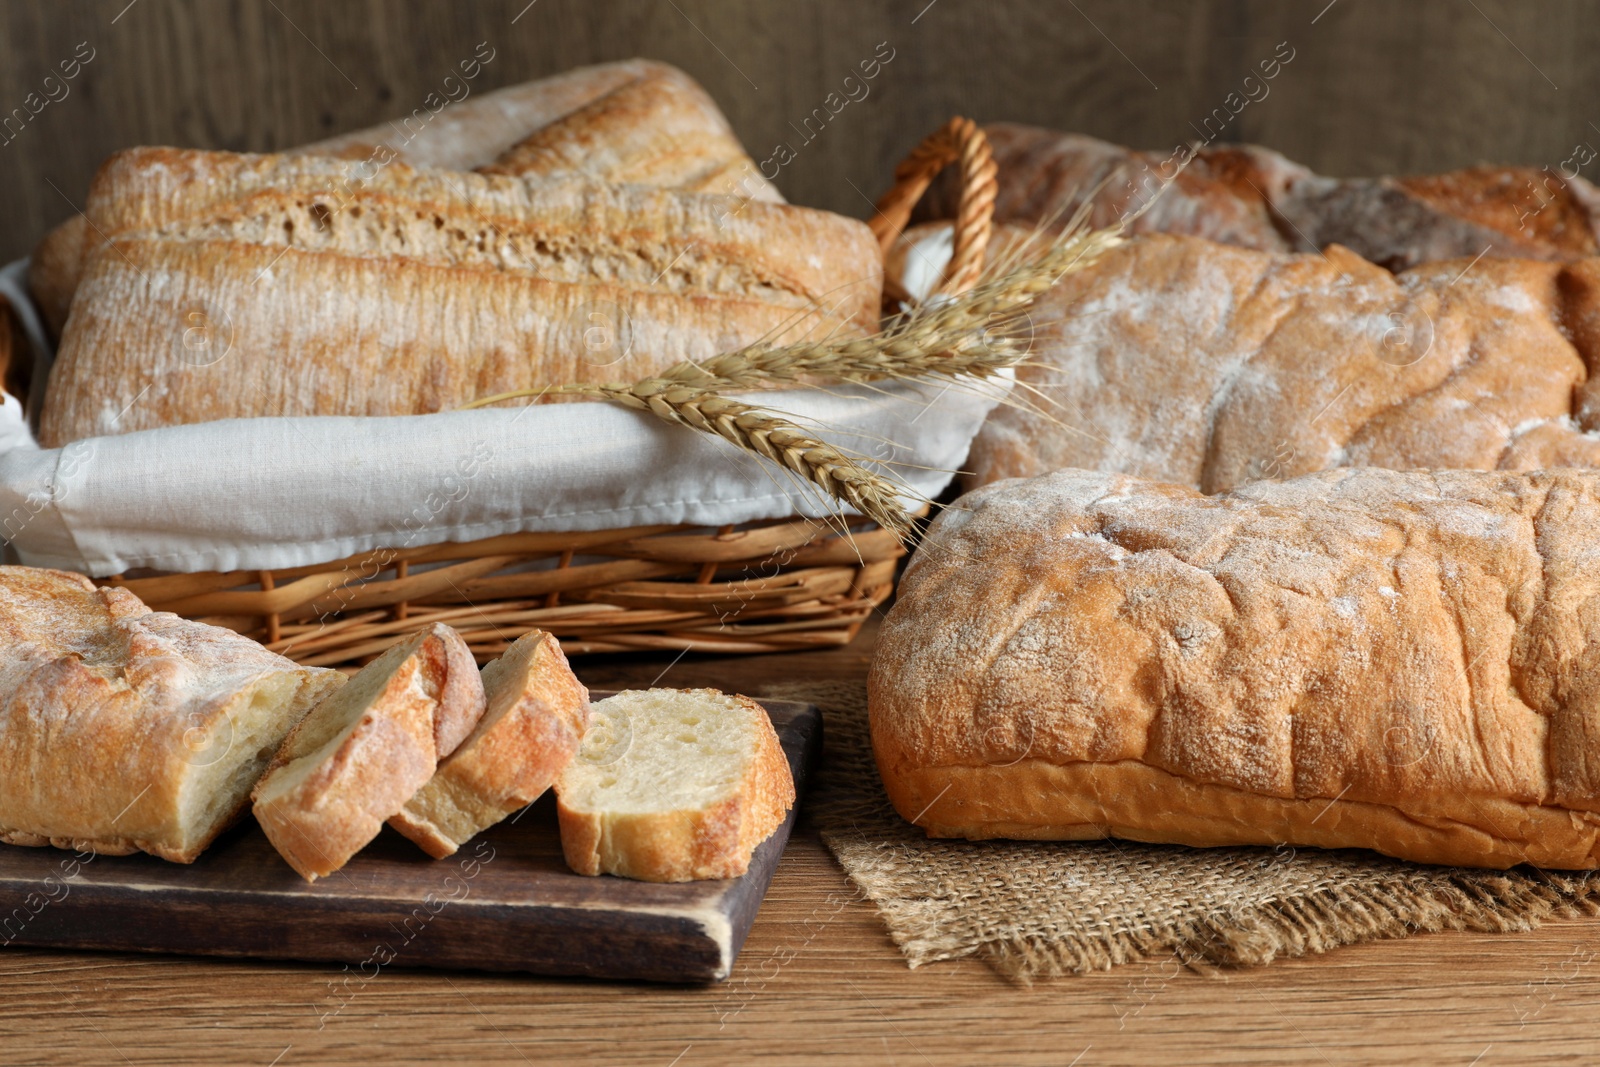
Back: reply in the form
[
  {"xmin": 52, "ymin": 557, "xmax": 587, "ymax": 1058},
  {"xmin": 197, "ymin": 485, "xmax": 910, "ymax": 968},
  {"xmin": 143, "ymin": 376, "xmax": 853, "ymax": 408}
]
[{"xmin": 0, "ymin": 374, "xmax": 1006, "ymax": 577}]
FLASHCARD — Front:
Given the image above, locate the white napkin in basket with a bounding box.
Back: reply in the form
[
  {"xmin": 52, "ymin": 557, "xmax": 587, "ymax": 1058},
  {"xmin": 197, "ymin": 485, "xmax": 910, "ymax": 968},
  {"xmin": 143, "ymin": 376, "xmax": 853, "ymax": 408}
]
[{"xmin": 0, "ymin": 378, "xmax": 1008, "ymax": 577}]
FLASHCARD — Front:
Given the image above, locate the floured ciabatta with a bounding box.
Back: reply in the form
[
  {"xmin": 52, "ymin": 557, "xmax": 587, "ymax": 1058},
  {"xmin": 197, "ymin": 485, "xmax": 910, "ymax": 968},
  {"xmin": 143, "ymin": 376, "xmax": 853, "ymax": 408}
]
[
  {"xmin": 940, "ymin": 232, "xmax": 1600, "ymax": 493},
  {"xmin": 0, "ymin": 567, "xmax": 344, "ymax": 862},
  {"xmin": 870, "ymin": 467, "xmax": 1600, "ymax": 870}
]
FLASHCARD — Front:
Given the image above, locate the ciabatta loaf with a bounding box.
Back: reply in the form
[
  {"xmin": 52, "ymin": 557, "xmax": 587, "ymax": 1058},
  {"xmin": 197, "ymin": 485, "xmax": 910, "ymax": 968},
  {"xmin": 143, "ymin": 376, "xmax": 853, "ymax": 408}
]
[
  {"xmin": 1275, "ymin": 165, "xmax": 1600, "ymax": 271},
  {"xmin": 479, "ymin": 63, "xmax": 781, "ymax": 202},
  {"xmin": 918, "ymin": 123, "xmax": 1304, "ymax": 252},
  {"xmin": 38, "ymin": 149, "xmax": 880, "ymax": 446},
  {"xmin": 556, "ymin": 689, "xmax": 793, "ymax": 882},
  {"xmin": 946, "ymin": 233, "xmax": 1600, "ymax": 494},
  {"xmin": 871, "ymin": 467, "xmax": 1600, "ymax": 870},
  {"xmin": 0, "ymin": 567, "xmax": 344, "ymax": 863},
  {"xmin": 390, "ymin": 631, "xmax": 589, "ymax": 859},
  {"xmin": 918, "ymin": 123, "xmax": 1600, "ymax": 268},
  {"xmin": 251, "ymin": 623, "xmax": 485, "ymax": 881}
]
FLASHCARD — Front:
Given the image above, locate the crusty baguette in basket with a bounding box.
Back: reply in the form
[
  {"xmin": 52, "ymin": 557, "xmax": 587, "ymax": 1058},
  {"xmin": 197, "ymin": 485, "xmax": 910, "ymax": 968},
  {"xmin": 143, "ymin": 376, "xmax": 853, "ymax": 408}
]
[
  {"xmin": 391, "ymin": 630, "xmax": 589, "ymax": 859},
  {"xmin": 479, "ymin": 62, "xmax": 781, "ymax": 201},
  {"xmin": 0, "ymin": 566, "xmax": 345, "ymax": 863},
  {"xmin": 61, "ymin": 117, "xmax": 1003, "ymax": 670},
  {"xmin": 556, "ymin": 688, "xmax": 794, "ymax": 882},
  {"xmin": 37, "ymin": 149, "xmax": 880, "ymax": 446},
  {"xmin": 252, "ymin": 622, "xmax": 485, "ymax": 881}
]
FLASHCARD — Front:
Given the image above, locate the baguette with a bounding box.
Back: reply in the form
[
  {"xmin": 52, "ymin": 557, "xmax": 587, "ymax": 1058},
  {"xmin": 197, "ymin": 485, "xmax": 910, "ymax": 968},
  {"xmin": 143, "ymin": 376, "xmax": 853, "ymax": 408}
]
[
  {"xmin": 36, "ymin": 62, "xmax": 782, "ymax": 335},
  {"xmin": 870, "ymin": 467, "xmax": 1600, "ymax": 870},
  {"xmin": 37, "ymin": 149, "xmax": 880, "ymax": 446},
  {"xmin": 390, "ymin": 630, "xmax": 589, "ymax": 859},
  {"xmin": 555, "ymin": 688, "xmax": 793, "ymax": 882},
  {"xmin": 0, "ymin": 292, "xmax": 26, "ymax": 403},
  {"xmin": 251, "ymin": 623, "xmax": 485, "ymax": 881},
  {"xmin": 0, "ymin": 567, "xmax": 344, "ymax": 863},
  {"xmin": 479, "ymin": 63, "xmax": 782, "ymax": 202},
  {"xmin": 299, "ymin": 59, "xmax": 670, "ymax": 171}
]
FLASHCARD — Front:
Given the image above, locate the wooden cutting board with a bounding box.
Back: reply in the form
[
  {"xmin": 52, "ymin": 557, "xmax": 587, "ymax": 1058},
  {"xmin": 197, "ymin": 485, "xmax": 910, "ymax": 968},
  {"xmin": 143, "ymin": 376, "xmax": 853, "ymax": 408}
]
[{"xmin": 0, "ymin": 696, "xmax": 819, "ymax": 984}]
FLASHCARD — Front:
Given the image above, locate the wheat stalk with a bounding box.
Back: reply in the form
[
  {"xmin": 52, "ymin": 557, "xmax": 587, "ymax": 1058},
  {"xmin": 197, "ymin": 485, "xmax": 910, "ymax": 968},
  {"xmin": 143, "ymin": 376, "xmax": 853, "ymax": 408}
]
[{"xmin": 462, "ymin": 221, "xmax": 1124, "ymax": 536}]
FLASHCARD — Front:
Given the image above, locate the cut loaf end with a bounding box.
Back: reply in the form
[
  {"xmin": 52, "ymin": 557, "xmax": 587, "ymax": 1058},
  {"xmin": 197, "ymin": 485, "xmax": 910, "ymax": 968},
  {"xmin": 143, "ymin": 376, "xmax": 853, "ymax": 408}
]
[
  {"xmin": 555, "ymin": 688, "xmax": 794, "ymax": 882},
  {"xmin": 390, "ymin": 630, "xmax": 590, "ymax": 859}
]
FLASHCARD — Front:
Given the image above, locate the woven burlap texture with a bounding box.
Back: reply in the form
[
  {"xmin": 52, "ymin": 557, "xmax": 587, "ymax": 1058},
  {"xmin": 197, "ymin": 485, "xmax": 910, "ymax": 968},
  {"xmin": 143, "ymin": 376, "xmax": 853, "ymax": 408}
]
[{"xmin": 765, "ymin": 679, "xmax": 1600, "ymax": 984}]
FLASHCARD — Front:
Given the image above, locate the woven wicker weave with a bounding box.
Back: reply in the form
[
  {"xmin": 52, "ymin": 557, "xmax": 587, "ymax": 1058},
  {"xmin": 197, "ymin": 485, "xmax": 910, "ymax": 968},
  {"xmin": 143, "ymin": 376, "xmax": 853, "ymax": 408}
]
[
  {"xmin": 96, "ymin": 119, "xmax": 994, "ymax": 667},
  {"xmin": 107, "ymin": 517, "xmax": 908, "ymax": 667}
]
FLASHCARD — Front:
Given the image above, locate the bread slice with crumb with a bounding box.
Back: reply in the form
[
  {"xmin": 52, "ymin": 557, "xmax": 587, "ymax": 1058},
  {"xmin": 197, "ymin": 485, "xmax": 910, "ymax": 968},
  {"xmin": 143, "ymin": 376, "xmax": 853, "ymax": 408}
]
[
  {"xmin": 555, "ymin": 688, "xmax": 794, "ymax": 882},
  {"xmin": 251, "ymin": 623, "xmax": 485, "ymax": 881},
  {"xmin": 390, "ymin": 630, "xmax": 589, "ymax": 859}
]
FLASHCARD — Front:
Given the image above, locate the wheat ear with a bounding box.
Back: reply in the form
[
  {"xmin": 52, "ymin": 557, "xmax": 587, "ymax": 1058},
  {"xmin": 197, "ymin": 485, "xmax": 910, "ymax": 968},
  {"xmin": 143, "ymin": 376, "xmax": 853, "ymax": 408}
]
[
  {"xmin": 588, "ymin": 381, "xmax": 914, "ymax": 538},
  {"xmin": 461, "ymin": 222, "xmax": 1126, "ymax": 535}
]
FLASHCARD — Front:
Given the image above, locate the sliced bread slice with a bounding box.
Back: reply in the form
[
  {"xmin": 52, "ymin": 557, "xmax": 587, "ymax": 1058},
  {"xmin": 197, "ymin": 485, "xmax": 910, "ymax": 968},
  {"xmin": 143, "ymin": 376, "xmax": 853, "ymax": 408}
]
[
  {"xmin": 251, "ymin": 623, "xmax": 485, "ymax": 881},
  {"xmin": 390, "ymin": 630, "xmax": 590, "ymax": 859},
  {"xmin": 555, "ymin": 688, "xmax": 794, "ymax": 882}
]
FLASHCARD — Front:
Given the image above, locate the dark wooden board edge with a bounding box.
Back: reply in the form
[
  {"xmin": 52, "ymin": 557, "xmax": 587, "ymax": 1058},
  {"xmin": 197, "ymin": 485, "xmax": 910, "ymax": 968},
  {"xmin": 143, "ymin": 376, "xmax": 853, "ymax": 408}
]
[{"xmin": 0, "ymin": 697, "xmax": 821, "ymax": 985}]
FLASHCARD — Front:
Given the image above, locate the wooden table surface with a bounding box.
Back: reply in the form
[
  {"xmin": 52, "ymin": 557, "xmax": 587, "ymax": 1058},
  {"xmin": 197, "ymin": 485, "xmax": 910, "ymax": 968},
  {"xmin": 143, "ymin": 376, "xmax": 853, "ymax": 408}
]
[{"xmin": 4, "ymin": 618, "xmax": 1599, "ymax": 1067}]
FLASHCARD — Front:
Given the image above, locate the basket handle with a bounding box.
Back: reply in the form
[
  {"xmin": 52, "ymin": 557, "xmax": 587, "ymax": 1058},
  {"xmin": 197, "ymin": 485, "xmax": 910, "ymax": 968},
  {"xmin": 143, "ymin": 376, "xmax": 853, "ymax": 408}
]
[{"xmin": 870, "ymin": 116, "xmax": 998, "ymax": 303}]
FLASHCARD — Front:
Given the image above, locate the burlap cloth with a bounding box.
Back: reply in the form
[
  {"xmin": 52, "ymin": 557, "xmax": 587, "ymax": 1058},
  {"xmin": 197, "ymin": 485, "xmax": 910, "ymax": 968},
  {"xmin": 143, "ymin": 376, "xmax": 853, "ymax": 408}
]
[{"xmin": 764, "ymin": 679, "xmax": 1600, "ymax": 984}]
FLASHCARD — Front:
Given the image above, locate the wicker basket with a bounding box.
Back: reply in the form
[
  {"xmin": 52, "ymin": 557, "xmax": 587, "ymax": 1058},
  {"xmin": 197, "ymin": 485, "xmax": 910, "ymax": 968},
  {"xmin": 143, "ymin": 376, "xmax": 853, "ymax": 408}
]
[{"xmin": 96, "ymin": 118, "xmax": 997, "ymax": 667}]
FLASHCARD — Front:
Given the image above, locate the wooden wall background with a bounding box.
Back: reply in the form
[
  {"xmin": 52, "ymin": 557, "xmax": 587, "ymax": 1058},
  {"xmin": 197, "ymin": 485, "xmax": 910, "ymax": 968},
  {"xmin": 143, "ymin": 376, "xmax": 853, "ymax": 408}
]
[{"xmin": 1, "ymin": 0, "xmax": 1597, "ymax": 263}]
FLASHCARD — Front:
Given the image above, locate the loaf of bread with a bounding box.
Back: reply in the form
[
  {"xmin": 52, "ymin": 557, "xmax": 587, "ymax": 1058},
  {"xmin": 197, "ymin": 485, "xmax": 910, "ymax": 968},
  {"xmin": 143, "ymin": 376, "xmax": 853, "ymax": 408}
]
[
  {"xmin": 556, "ymin": 688, "xmax": 793, "ymax": 882},
  {"xmin": 37, "ymin": 148, "xmax": 880, "ymax": 446},
  {"xmin": 918, "ymin": 123, "xmax": 1600, "ymax": 269},
  {"xmin": 390, "ymin": 630, "xmax": 589, "ymax": 859},
  {"xmin": 32, "ymin": 62, "xmax": 781, "ymax": 339},
  {"xmin": 252, "ymin": 623, "xmax": 485, "ymax": 881},
  {"xmin": 918, "ymin": 123, "xmax": 1303, "ymax": 252},
  {"xmin": 948, "ymin": 232, "xmax": 1600, "ymax": 493},
  {"xmin": 871, "ymin": 467, "xmax": 1600, "ymax": 870},
  {"xmin": 479, "ymin": 62, "xmax": 781, "ymax": 202},
  {"xmin": 1276, "ymin": 166, "xmax": 1600, "ymax": 271},
  {"xmin": 0, "ymin": 567, "xmax": 345, "ymax": 863}
]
